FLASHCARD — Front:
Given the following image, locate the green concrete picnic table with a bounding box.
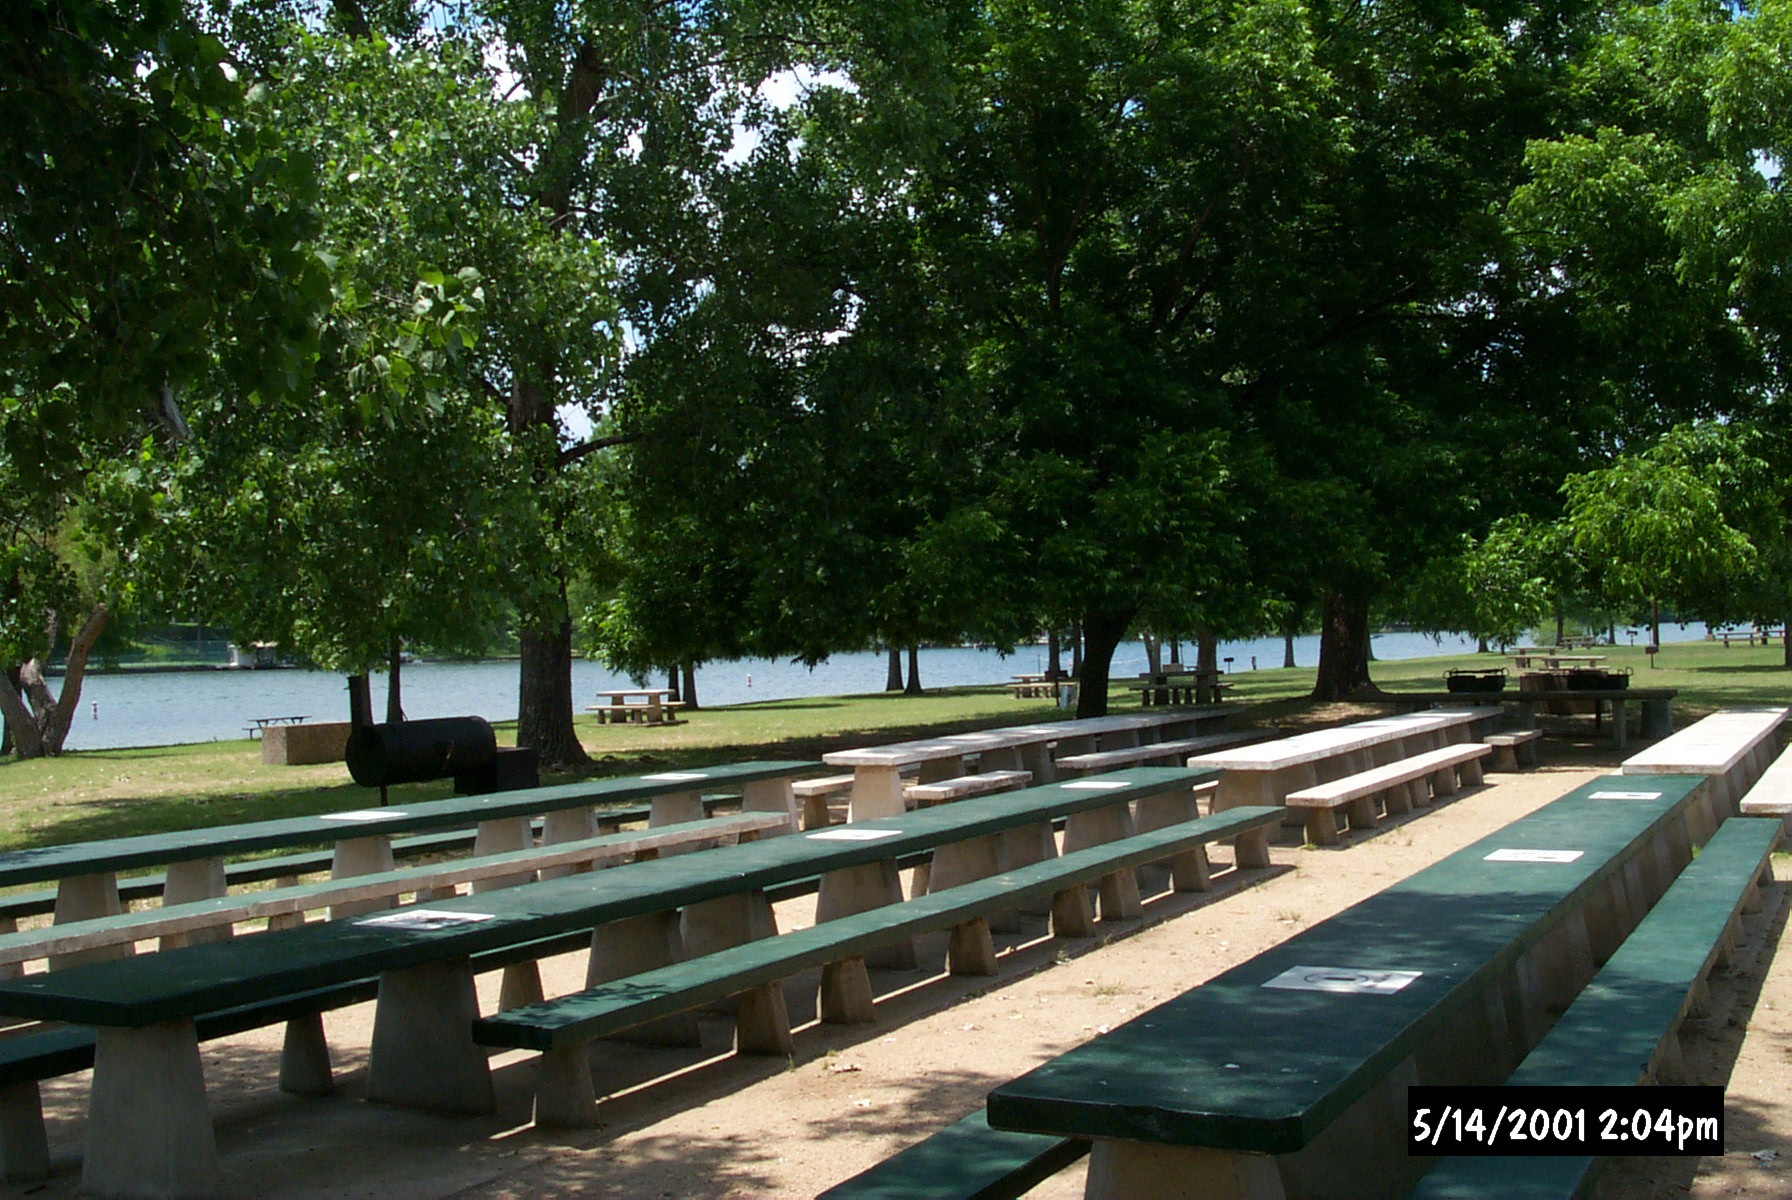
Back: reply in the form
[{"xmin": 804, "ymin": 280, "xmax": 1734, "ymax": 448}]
[
  {"xmin": 0, "ymin": 766, "xmax": 1215, "ymax": 1199},
  {"xmin": 985, "ymin": 772, "xmax": 1708, "ymax": 1200},
  {"xmin": 0, "ymin": 760, "xmax": 817, "ymax": 969}
]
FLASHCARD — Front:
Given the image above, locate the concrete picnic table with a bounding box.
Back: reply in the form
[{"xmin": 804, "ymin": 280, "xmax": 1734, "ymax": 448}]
[
  {"xmin": 1623, "ymin": 707, "xmax": 1788, "ymax": 837},
  {"xmin": 1187, "ymin": 709, "xmax": 1493, "ymax": 817},
  {"xmin": 823, "ymin": 711, "xmax": 1238, "ymax": 822},
  {"xmin": 0, "ymin": 767, "xmax": 1209, "ymax": 1198},
  {"xmin": 588, "ymin": 688, "xmax": 676, "ymax": 724},
  {"xmin": 985, "ymin": 772, "xmax": 1709, "ymax": 1200}
]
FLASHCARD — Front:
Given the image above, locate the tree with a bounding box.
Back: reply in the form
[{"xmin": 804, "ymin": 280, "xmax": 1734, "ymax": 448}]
[{"xmin": 1559, "ymin": 424, "xmax": 1757, "ymax": 647}]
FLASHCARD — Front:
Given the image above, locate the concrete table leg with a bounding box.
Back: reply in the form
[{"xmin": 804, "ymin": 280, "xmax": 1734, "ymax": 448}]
[
  {"xmin": 0, "ymin": 1080, "xmax": 49, "ymax": 1184},
  {"xmin": 160, "ymin": 858, "xmax": 230, "ymax": 950},
  {"xmin": 366, "ymin": 958, "xmax": 494, "ymax": 1114},
  {"xmin": 588, "ymin": 912, "xmax": 699, "ymax": 1046},
  {"xmin": 742, "ymin": 778, "xmax": 798, "ymax": 836},
  {"xmin": 328, "ymin": 835, "xmax": 396, "ymax": 920},
  {"xmin": 1085, "ymin": 1141, "xmax": 1286, "ymax": 1200},
  {"xmin": 51, "ymin": 873, "xmax": 130, "ymax": 970},
  {"xmin": 83, "ymin": 1019, "xmax": 221, "ymax": 1200},
  {"xmin": 539, "ymin": 807, "xmax": 597, "ymax": 879},
  {"xmin": 649, "ymin": 791, "xmax": 706, "ymax": 853},
  {"xmin": 848, "ymin": 766, "xmax": 907, "ymax": 823},
  {"xmin": 817, "ymin": 860, "xmax": 916, "ymax": 970}
]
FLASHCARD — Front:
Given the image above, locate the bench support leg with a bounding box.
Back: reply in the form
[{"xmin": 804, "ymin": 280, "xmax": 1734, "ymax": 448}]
[
  {"xmin": 1085, "ymin": 1140, "xmax": 1286, "ymax": 1200},
  {"xmin": 84, "ymin": 1019, "xmax": 222, "ymax": 1199},
  {"xmin": 1051, "ymin": 885, "xmax": 1097, "ymax": 939},
  {"xmin": 1459, "ymin": 757, "xmax": 1485, "ymax": 788},
  {"xmin": 1302, "ymin": 808, "xmax": 1341, "ymax": 848},
  {"xmin": 1168, "ymin": 844, "xmax": 1212, "ymax": 893},
  {"xmin": 534, "ymin": 1046, "xmax": 601, "ymax": 1128},
  {"xmin": 948, "ymin": 917, "xmax": 999, "ymax": 975},
  {"xmin": 735, "ymin": 983, "xmax": 794, "ymax": 1056},
  {"xmin": 819, "ymin": 958, "xmax": 877, "ymax": 1024},
  {"xmin": 1346, "ymin": 796, "xmax": 1379, "ymax": 834},
  {"xmin": 279, "ymin": 1011, "xmax": 335, "ymax": 1096},
  {"xmin": 589, "ymin": 912, "xmax": 700, "ymax": 1047},
  {"xmin": 1233, "ymin": 827, "xmax": 1272, "ymax": 870},
  {"xmin": 818, "ymin": 863, "xmax": 916, "ymax": 971},
  {"xmin": 0, "ymin": 1081, "xmax": 48, "ymax": 1184},
  {"xmin": 367, "ymin": 960, "xmax": 495, "ymax": 1115}
]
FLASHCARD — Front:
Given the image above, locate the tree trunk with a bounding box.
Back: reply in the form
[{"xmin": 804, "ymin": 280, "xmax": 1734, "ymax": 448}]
[
  {"xmin": 1143, "ymin": 635, "xmax": 1162, "ymax": 675},
  {"xmin": 1784, "ymin": 609, "xmax": 1791, "ymax": 668},
  {"xmin": 1046, "ymin": 631, "xmax": 1062, "ymax": 680},
  {"xmin": 667, "ymin": 668, "xmax": 681, "ymax": 704},
  {"xmin": 1074, "ymin": 608, "xmax": 1134, "ymax": 718},
  {"xmin": 886, "ymin": 647, "xmax": 904, "ymax": 691},
  {"xmin": 1, "ymin": 606, "xmax": 109, "ymax": 757},
  {"xmin": 0, "ymin": 664, "xmax": 42, "ymax": 758},
  {"xmin": 1312, "ymin": 591, "xmax": 1376, "ymax": 700},
  {"xmin": 1554, "ymin": 603, "xmax": 1566, "ymax": 647},
  {"xmin": 1282, "ymin": 627, "xmax": 1297, "ymax": 669},
  {"xmin": 904, "ymin": 645, "xmax": 923, "ymax": 696},
  {"xmin": 1195, "ymin": 627, "xmax": 1219, "ymax": 703},
  {"xmin": 1650, "ymin": 597, "xmax": 1661, "ymax": 650},
  {"xmin": 517, "ymin": 601, "xmax": 590, "ymax": 769},
  {"xmin": 386, "ymin": 636, "xmax": 405, "ymax": 723},
  {"xmin": 1070, "ymin": 625, "xmax": 1083, "ymax": 678},
  {"xmin": 0, "ymin": 668, "xmax": 13, "ymax": 756},
  {"xmin": 681, "ymin": 661, "xmax": 699, "ymax": 710}
]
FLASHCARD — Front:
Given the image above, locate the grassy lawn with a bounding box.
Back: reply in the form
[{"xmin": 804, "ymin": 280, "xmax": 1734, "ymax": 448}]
[{"xmin": 0, "ymin": 637, "xmax": 1784, "ymax": 853}]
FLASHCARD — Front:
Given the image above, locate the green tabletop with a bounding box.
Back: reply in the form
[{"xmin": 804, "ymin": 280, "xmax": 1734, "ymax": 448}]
[
  {"xmin": 0, "ymin": 760, "xmax": 819, "ymax": 886},
  {"xmin": 985, "ymin": 773, "xmax": 1706, "ymax": 1154},
  {"xmin": 0, "ymin": 767, "xmax": 1215, "ymax": 1027}
]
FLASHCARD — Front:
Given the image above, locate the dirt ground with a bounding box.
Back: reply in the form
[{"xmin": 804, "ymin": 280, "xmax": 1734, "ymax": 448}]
[{"xmin": 13, "ymin": 737, "xmax": 1792, "ymax": 1200}]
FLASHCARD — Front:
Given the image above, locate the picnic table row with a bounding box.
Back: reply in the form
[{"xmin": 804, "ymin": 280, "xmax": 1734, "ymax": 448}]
[
  {"xmin": 827, "ymin": 706, "xmax": 1792, "ymax": 1199},
  {"xmin": 0, "ymin": 764, "xmax": 1264, "ymax": 1196}
]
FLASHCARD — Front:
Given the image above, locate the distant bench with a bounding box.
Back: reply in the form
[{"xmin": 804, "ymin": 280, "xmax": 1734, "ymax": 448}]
[{"xmin": 1285, "ymin": 743, "xmax": 1491, "ymax": 846}]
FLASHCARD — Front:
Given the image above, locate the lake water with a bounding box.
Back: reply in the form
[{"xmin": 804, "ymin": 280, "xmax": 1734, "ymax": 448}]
[{"xmin": 54, "ymin": 626, "xmax": 1702, "ymax": 751}]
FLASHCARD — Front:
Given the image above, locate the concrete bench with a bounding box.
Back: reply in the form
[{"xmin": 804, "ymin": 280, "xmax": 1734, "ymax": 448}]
[
  {"xmin": 1053, "ymin": 729, "xmax": 1276, "ymax": 777},
  {"xmin": 1407, "ymin": 815, "xmax": 1780, "ymax": 1200},
  {"xmin": 904, "ymin": 770, "xmax": 1032, "ymax": 807},
  {"xmin": 1483, "ymin": 729, "xmax": 1541, "ymax": 771},
  {"xmin": 472, "ymin": 806, "xmax": 1285, "ymax": 1128},
  {"xmin": 1284, "ymin": 743, "xmax": 1492, "ymax": 846},
  {"xmin": 1739, "ymin": 741, "xmax": 1792, "ymax": 831},
  {"xmin": 817, "ymin": 1108, "xmax": 1090, "ymax": 1200},
  {"xmin": 984, "ymin": 773, "xmax": 1709, "ymax": 1200},
  {"xmin": 792, "ymin": 774, "xmax": 858, "ymax": 829}
]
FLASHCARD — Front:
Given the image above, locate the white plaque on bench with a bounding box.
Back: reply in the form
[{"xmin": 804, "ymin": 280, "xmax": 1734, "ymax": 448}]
[
  {"xmin": 1484, "ymin": 848, "xmax": 1584, "ymax": 864},
  {"xmin": 642, "ymin": 772, "xmax": 710, "ymax": 782},
  {"xmin": 322, "ymin": 810, "xmax": 406, "ymax": 822},
  {"xmin": 806, "ymin": 828, "xmax": 903, "ymax": 841},
  {"xmin": 1062, "ymin": 781, "xmax": 1130, "ymax": 790},
  {"xmin": 356, "ymin": 908, "xmax": 496, "ymax": 930},
  {"xmin": 1588, "ymin": 791, "xmax": 1663, "ymax": 800},
  {"xmin": 1261, "ymin": 966, "xmax": 1422, "ymax": 996}
]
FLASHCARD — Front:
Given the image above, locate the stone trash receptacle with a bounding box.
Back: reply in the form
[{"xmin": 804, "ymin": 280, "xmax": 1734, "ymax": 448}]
[{"xmin": 263, "ymin": 721, "xmax": 353, "ymax": 766}]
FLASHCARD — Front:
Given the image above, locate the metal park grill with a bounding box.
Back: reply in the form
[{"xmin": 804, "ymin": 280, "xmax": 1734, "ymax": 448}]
[{"xmin": 343, "ymin": 680, "xmax": 538, "ymax": 802}]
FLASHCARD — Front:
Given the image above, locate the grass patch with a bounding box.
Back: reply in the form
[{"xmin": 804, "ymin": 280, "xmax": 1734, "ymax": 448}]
[{"xmin": 0, "ymin": 638, "xmax": 1784, "ymax": 853}]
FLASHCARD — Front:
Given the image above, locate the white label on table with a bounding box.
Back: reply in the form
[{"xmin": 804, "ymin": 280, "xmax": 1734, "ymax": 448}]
[
  {"xmin": 1485, "ymin": 848, "xmax": 1584, "ymax": 864},
  {"xmin": 642, "ymin": 772, "xmax": 709, "ymax": 782},
  {"xmin": 807, "ymin": 828, "xmax": 903, "ymax": 841},
  {"xmin": 1262, "ymin": 966, "xmax": 1422, "ymax": 996},
  {"xmin": 1588, "ymin": 790, "xmax": 1663, "ymax": 801},
  {"xmin": 1062, "ymin": 781, "xmax": 1130, "ymax": 790},
  {"xmin": 322, "ymin": 810, "xmax": 404, "ymax": 822},
  {"xmin": 356, "ymin": 908, "xmax": 496, "ymax": 930}
]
